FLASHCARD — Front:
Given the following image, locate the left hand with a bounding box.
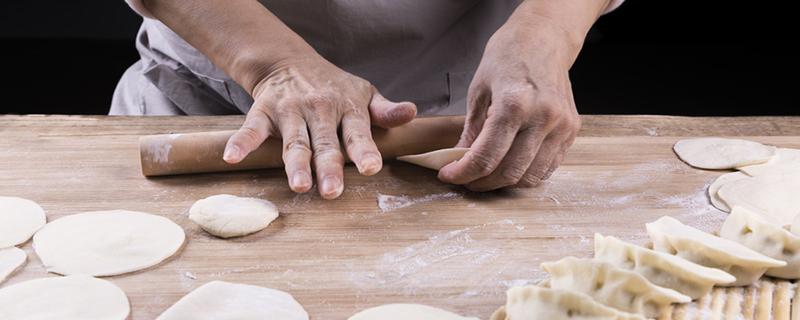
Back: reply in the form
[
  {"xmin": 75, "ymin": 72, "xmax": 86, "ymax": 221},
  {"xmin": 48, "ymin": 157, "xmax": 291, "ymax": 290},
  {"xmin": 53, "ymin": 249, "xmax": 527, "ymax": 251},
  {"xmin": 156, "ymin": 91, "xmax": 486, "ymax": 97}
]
[{"xmin": 438, "ymin": 20, "xmax": 582, "ymax": 191}]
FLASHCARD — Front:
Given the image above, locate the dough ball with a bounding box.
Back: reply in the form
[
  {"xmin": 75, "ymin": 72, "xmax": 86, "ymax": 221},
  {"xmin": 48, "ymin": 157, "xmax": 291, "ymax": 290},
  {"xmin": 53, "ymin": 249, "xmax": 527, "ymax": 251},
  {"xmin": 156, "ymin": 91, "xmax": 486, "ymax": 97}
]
[
  {"xmin": 189, "ymin": 194, "xmax": 279, "ymax": 238},
  {"xmin": 349, "ymin": 304, "xmax": 478, "ymax": 320},
  {"xmin": 0, "ymin": 275, "xmax": 130, "ymax": 320},
  {"xmin": 0, "ymin": 196, "xmax": 46, "ymax": 248},
  {"xmin": 673, "ymin": 138, "xmax": 775, "ymax": 169},
  {"xmin": 397, "ymin": 148, "xmax": 469, "ymax": 170},
  {"xmin": 33, "ymin": 210, "xmax": 185, "ymax": 276},
  {"xmin": 0, "ymin": 247, "xmax": 26, "ymax": 285},
  {"xmin": 157, "ymin": 281, "xmax": 308, "ymax": 320}
]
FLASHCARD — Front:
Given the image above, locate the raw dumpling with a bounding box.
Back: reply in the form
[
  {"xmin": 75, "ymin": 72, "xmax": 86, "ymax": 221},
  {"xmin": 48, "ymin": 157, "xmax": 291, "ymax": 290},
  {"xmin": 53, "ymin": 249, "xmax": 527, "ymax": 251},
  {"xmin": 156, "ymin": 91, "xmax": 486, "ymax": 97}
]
[
  {"xmin": 717, "ymin": 169, "xmax": 800, "ymax": 226},
  {"xmin": 594, "ymin": 233, "xmax": 735, "ymax": 299},
  {"xmin": 646, "ymin": 216, "xmax": 785, "ymax": 286},
  {"xmin": 349, "ymin": 304, "xmax": 478, "ymax": 320},
  {"xmin": 673, "ymin": 138, "xmax": 775, "ymax": 169},
  {"xmin": 189, "ymin": 194, "xmax": 279, "ymax": 238},
  {"xmin": 707, "ymin": 172, "xmax": 749, "ymax": 212},
  {"xmin": 396, "ymin": 148, "xmax": 469, "ymax": 170},
  {"xmin": 719, "ymin": 206, "xmax": 800, "ymax": 279},
  {"xmin": 157, "ymin": 281, "xmax": 308, "ymax": 320},
  {"xmin": 490, "ymin": 286, "xmax": 645, "ymax": 320},
  {"xmin": 737, "ymin": 148, "xmax": 800, "ymax": 176},
  {"xmin": 541, "ymin": 257, "xmax": 689, "ymax": 317}
]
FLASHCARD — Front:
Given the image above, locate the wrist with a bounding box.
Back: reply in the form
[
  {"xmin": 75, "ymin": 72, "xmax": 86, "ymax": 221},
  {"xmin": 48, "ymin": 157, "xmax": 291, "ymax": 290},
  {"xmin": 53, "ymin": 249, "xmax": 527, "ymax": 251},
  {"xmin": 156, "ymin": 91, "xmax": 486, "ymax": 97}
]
[{"xmin": 231, "ymin": 43, "xmax": 320, "ymax": 95}]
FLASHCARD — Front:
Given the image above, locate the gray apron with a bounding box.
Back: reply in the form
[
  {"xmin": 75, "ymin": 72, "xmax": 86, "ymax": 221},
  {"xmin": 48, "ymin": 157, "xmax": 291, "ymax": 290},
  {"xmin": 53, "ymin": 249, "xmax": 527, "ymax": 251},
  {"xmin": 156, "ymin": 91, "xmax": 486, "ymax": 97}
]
[{"xmin": 111, "ymin": 0, "xmax": 523, "ymax": 116}]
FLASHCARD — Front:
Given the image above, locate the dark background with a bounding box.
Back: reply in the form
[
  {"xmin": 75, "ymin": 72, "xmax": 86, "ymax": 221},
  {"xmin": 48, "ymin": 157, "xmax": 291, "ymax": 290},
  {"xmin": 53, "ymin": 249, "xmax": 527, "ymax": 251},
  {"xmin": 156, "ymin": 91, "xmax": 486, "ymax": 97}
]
[{"xmin": 0, "ymin": 1, "xmax": 796, "ymax": 115}]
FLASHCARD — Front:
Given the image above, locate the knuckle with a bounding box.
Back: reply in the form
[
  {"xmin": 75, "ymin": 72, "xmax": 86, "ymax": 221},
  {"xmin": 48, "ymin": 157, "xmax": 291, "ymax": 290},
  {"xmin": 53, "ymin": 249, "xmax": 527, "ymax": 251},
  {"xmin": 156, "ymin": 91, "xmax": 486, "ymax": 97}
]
[
  {"xmin": 500, "ymin": 167, "xmax": 526, "ymax": 185},
  {"xmin": 283, "ymin": 136, "xmax": 311, "ymax": 154},
  {"xmin": 517, "ymin": 173, "xmax": 543, "ymax": 188},
  {"xmin": 499, "ymin": 93, "xmax": 528, "ymax": 117},
  {"xmin": 343, "ymin": 130, "xmax": 371, "ymax": 147},
  {"xmin": 305, "ymin": 93, "xmax": 337, "ymax": 110},
  {"xmin": 467, "ymin": 153, "xmax": 498, "ymax": 176}
]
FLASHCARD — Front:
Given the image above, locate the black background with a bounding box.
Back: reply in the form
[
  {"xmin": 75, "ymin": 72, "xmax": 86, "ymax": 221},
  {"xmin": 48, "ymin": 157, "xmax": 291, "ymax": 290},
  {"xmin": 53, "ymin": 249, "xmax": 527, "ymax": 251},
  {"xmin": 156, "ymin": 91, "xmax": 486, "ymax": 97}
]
[{"xmin": 0, "ymin": 1, "xmax": 796, "ymax": 115}]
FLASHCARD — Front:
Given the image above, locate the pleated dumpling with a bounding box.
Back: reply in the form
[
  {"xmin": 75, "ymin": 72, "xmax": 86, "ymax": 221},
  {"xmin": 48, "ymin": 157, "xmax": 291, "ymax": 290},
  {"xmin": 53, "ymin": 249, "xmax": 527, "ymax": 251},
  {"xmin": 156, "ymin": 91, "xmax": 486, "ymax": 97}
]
[
  {"xmin": 490, "ymin": 286, "xmax": 645, "ymax": 320},
  {"xmin": 541, "ymin": 257, "xmax": 690, "ymax": 317},
  {"xmin": 646, "ymin": 216, "xmax": 785, "ymax": 286},
  {"xmin": 719, "ymin": 206, "xmax": 800, "ymax": 279},
  {"xmin": 594, "ymin": 233, "xmax": 735, "ymax": 299}
]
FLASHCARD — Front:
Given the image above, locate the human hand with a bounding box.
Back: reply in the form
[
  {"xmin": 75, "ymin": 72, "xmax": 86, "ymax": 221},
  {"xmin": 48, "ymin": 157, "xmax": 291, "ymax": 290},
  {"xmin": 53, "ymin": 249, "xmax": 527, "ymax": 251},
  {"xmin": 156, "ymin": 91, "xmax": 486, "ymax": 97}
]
[
  {"xmin": 223, "ymin": 55, "xmax": 417, "ymax": 199},
  {"xmin": 438, "ymin": 21, "xmax": 582, "ymax": 191}
]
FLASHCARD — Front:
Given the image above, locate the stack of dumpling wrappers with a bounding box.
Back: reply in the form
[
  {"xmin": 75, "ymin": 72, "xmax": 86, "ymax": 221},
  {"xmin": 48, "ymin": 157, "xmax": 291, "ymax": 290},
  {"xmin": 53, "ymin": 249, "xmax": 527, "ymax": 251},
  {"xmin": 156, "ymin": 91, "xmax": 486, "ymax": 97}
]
[{"xmin": 492, "ymin": 139, "xmax": 800, "ymax": 320}]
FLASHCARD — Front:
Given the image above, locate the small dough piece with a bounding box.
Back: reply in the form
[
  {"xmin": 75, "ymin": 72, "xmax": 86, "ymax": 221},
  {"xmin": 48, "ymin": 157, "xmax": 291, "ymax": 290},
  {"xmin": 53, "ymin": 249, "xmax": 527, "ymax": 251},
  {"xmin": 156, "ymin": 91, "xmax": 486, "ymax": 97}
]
[
  {"xmin": 33, "ymin": 210, "xmax": 185, "ymax": 276},
  {"xmin": 719, "ymin": 206, "xmax": 800, "ymax": 279},
  {"xmin": 157, "ymin": 281, "xmax": 308, "ymax": 320},
  {"xmin": 349, "ymin": 303, "xmax": 478, "ymax": 320},
  {"xmin": 594, "ymin": 233, "xmax": 735, "ymax": 299},
  {"xmin": 717, "ymin": 169, "xmax": 800, "ymax": 226},
  {"xmin": 0, "ymin": 247, "xmax": 26, "ymax": 285},
  {"xmin": 0, "ymin": 275, "xmax": 129, "ymax": 320},
  {"xmin": 397, "ymin": 148, "xmax": 469, "ymax": 170},
  {"xmin": 0, "ymin": 196, "xmax": 46, "ymax": 248},
  {"xmin": 646, "ymin": 216, "xmax": 785, "ymax": 286},
  {"xmin": 490, "ymin": 286, "xmax": 645, "ymax": 320},
  {"xmin": 189, "ymin": 194, "xmax": 279, "ymax": 238},
  {"xmin": 673, "ymin": 138, "xmax": 775, "ymax": 169},
  {"xmin": 541, "ymin": 257, "xmax": 690, "ymax": 317},
  {"xmin": 708, "ymin": 172, "xmax": 749, "ymax": 212},
  {"xmin": 737, "ymin": 148, "xmax": 800, "ymax": 176}
]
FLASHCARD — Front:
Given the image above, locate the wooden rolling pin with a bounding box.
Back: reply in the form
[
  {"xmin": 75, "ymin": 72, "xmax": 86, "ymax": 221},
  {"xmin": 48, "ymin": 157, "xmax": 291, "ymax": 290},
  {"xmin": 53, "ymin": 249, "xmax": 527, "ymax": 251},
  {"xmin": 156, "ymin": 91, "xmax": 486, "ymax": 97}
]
[{"xmin": 139, "ymin": 115, "xmax": 465, "ymax": 176}]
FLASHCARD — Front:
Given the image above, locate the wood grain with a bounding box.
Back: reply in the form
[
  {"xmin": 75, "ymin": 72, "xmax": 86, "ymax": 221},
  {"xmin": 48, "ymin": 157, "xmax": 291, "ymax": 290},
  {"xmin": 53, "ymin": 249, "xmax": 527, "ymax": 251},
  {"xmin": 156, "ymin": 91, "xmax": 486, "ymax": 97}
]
[{"xmin": 1, "ymin": 115, "xmax": 799, "ymax": 319}]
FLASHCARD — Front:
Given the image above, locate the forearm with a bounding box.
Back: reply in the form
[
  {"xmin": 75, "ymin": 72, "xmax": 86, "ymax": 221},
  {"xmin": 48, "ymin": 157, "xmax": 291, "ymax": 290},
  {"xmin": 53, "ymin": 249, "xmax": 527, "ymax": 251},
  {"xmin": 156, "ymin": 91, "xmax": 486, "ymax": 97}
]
[{"xmin": 143, "ymin": 0, "xmax": 317, "ymax": 93}]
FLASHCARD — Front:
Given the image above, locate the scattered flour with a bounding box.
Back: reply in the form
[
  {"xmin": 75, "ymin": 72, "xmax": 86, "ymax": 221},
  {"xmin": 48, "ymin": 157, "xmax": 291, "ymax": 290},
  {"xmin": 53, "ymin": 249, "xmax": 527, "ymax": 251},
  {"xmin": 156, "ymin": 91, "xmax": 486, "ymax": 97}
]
[{"xmin": 376, "ymin": 192, "xmax": 462, "ymax": 213}]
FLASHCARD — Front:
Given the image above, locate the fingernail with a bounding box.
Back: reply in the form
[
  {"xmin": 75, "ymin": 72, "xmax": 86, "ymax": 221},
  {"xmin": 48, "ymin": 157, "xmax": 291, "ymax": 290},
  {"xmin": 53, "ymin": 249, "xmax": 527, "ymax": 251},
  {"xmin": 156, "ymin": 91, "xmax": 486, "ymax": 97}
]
[
  {"xmin": 223, "ymin": 145, "xmax": 240, "ymax": 162},
  {"xmin": 291, "ymin": 172, "xmax": 311, "ymax": 192},
  {"xmin": 321, "ymin": 176, "xmax": 343, "ymax": 198},
  {"xmin": 360, "ymin": 157, "xmax": 382, "ymax": 176}
]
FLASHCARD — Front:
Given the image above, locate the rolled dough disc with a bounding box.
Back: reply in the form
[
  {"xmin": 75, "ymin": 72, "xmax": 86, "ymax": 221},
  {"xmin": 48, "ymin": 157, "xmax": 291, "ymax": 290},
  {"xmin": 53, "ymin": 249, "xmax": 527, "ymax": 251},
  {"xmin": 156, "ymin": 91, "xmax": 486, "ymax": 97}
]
[
  {"xmin": 0, "ymin": 275, "xmax": 130, "ymax": 320},
  {"xmin": 0, "ymin": 196, "xmax": 46, "ymax": 248},
  {"xmin": 189, "ymin": 194, "xmax": 279, "ymax": 238},
  {"xmin": 737, "ymin": 148, "xmax": 800, "ymax": 176},
  {"xmin": 348, "ymin": 304, "xmax": 479, "ymax": 320},
  {"xmin": 33, "ymin": 210, "xmax": 185, "ymax": 276},
  {"xmin": 397, "ymin": 148, "xmax": 469, "ymax": 170},
  {"xmin": 0, "ymin": 247, "xmax": 26, "ymax": 285},
  {"xmin": 673, "ymin": 138, "xmax": 775, "ymax": 169},
  {"xmin": 718, "ymin": 169, "xmax": 800, "ymax": 226},
  {"xmin": 708, "ymin": 172, "xmax": 749, "ymax": 212},
  {"xmin": 156, "ymin": 281, "xmax": 308, "ymax": 320}
]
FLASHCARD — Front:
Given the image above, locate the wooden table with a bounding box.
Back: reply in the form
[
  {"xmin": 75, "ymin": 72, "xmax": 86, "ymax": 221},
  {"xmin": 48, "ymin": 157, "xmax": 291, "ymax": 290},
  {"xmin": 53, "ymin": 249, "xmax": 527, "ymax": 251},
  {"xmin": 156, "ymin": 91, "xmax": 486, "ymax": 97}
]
[{"xmin": 1, "ymin": 115, "xmax": 799, "ymax": 319}]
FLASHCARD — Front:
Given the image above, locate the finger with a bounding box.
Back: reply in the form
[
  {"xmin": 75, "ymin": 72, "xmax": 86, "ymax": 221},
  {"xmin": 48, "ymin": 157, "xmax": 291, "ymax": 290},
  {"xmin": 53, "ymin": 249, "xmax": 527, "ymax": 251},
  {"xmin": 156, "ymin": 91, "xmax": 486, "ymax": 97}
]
[
  {"xmin": 368, "ymin": 89, "xmax": 417, "ymax": 129},
  {"xmin": 341, "ymin": 108, "xmax": 383, "ymax": 176},
  {"xmin": 306, "ymin": 102, "xmax": 346, "ymax": 200},
  {"xmin": 438, "ymin": 102, "xmax": 523, "ymax": 185},
  {"xmin": 223, "ymin": 108, "xmax": 273, "ymax": 164},
  {"xmin": 465, "ymin": 127, "xmax": 548, "ymax": 192},
  {"xmin": 277, "ymin": 112, "xmax": 313, "ymax": 193},
  {"xmin": 457, "ymin": 84, "xmax": 491, "ymax": 148},
  {"xmin": 516, "ymin": 134, "xmax": 567, "ymax": 188}
]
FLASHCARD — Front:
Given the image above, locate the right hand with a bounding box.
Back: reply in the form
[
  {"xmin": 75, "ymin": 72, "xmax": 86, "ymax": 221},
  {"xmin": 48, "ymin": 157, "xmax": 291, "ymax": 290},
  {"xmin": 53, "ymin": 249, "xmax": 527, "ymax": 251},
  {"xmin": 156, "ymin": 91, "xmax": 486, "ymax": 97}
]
[{"xmin": 222, "ymin": 55, "xmax": 417, "ymax": 200}]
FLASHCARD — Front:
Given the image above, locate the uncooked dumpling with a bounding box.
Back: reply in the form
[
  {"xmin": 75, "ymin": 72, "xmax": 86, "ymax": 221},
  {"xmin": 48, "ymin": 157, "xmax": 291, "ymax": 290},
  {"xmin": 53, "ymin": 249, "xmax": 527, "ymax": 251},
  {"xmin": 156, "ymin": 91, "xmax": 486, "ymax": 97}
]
[
  {"xmin": 594, "ymin": 233, "xmax": 735, "ymax": 299},
  {"xmin": 33, "ymin": 210, "xmax": 185, "ymax": 276},
  {"xmin": 646, "ymin": 216, "xmax": 785, "ymax": 286},
  {"xmin": 349, "ymin": 303, "xmax": 478, "ymax": 320},
  {"xmin": 541, "ymin": 257, "xmax": 689, "ymax": 317},
  {"xmin": 707, "ymin": 172, "xmax": 748, "ymax": 212},
  {"xmin": 397, "ymin": 148, "xmax": 469, "ymax": 170},
  {"xmin": 0, "ymin": 196, "xmax": 46, "ymax": 248},
  {"xmin": 490, "ymin": 286, "xmax": 645, "ymax": 320},
  {"xmin": 719, "ymin": 206, "xmax": 800, "ymax": 279},
  {"xmin": 717, "ymin": 169, "xmax": 800, "ymax": 226},
  {"xmin": 0, "ymin": 275, "xmax": 129, "ymax": 320},
  {"xmin": 189, "ymin": 194, "xmax": 279, "ymax": 238},
  {"xmin": 0, "ymin": 247, "xmax": 26, "ymax": 285},
  {"xmin": 157, "ymin": 281, "xmax": 308, "ymax": 320},
  {"xmin": 673, "ymin": 138, "xmax": 775, "ymax": 169},
  {"xmin": 737, "ymin": 148, "xmax": 800, "ymax": 176}
]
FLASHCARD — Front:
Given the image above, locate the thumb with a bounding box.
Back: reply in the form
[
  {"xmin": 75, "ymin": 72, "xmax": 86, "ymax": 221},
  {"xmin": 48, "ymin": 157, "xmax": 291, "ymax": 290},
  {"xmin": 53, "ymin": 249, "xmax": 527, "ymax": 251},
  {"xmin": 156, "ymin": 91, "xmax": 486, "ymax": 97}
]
[{"xmin": 368, "ymin": 88, "xmax": 417, "ymax": 129}]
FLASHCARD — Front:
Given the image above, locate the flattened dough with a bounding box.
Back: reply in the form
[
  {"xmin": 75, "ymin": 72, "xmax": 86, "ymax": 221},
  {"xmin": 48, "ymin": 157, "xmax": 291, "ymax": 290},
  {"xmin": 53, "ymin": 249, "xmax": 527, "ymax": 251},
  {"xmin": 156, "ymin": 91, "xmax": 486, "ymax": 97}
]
[
  {"xmin": 0, "ymin": 275, "xmax": 129, "ymax": 320},
  {"xmin": 0, "ymin": 247, "xmax": 26, "ymax": 285},
  {"xmin": 708, "ymin": 172, "xmax": 749, "ymax": 212},
  {"xmin": 189, "ymin": 194, "xmax": 279, "ymax": 238},
  {"xmin": 397, "ymin": 148, "xmax": 469, "ymax": 170},
  {"xmin": 33, "ymin": 210, "xmax": 185, "ymax": 276},
  {"xmin": 717, "ymin": 169, "xmax": 800, "ymax": 226},
  {"xmin": 673, "ymin": 138, "xmax": 775, "ymax": 169},
  {"xmin": 737, "ymin": 148, "xmax": 800, "ymax": 176},
  {"xmin": 349, "ymin": 303, "xmax": 478, "ymax": 320},
  {"xmin": 0, "ymin": 196, "xmax": 46, "ymax": 248},
  {"xmin": 157, "ymin": 281, "xmax": 308, "ymax": 320}
]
